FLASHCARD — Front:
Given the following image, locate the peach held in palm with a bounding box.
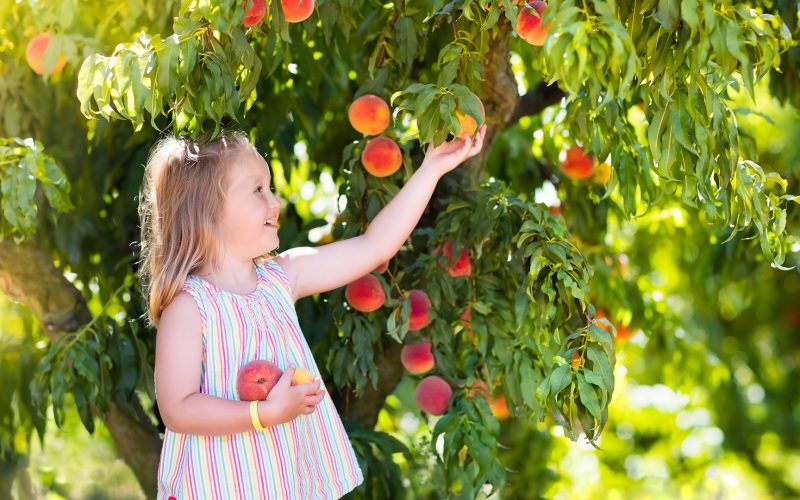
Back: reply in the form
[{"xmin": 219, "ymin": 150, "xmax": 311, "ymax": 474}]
[
  {"xmin": 291, "ymin": 366, "xmax": 316, "ymax": 385},
  {"xmin": 348, "ymin": 94, "xmax": 391, "ymax": 135},
  {"xmin": 415, "ymin": 375, "xmax": 452, "ymax": 415},
  {"xmin": 242, "ymin": 0, "xmax": 266, "ymax": 26},
  {"xmin": 280, "ymin": 0, "xmax": 314, "ymax": 23},
  {"xmin": 401, "ymin": 340, "xmax": 435, "ymax": 375},
  {"xmin": 559, "ymin": 145, "xmax": 595, "ymax": 180},
  {"xmin": 361, "ymin": 137, "xmax": 403, "ymax": 177},
  {"xmin": 236, "ymin": 360, "xmax": 283, "ymax": 401},
  {"xmin": 455, "ymin": 98, "xmax": 485, "ymax": 137},
  {"xmin": 407, "ymin": 289, "xmax": 431, "ymax": 331},
  {"xmin": 26, "ymin": 34, "xmax": 67, "ymax": 76},
  {"xmin": 345, "ymin": 274, "xmax": 386, "ymax": 312},
  {"xmin": 436, "ymin": 241, "xmax": 472, "ymax": 277},
  {"xmin": 516, "ymin": 1, "xmax": 551, "ymax": 46}
]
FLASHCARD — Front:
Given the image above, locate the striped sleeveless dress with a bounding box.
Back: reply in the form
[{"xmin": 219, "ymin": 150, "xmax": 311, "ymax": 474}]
[{"xmin": 156, "ymin": 257, "xmax": 364, "ymax": 499}]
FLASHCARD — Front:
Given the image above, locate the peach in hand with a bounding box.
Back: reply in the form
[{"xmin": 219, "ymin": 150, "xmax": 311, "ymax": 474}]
[
  {"xmin": 454, "ymin": 98, "xmax": 485, "ymax": 137},
  {"xmin": 236, "ymin": 360, "xmax": 283, "ymax": 401},
  {"xmin": 291, "ymin": 366, "xmax": 316, "ymax": 385}
]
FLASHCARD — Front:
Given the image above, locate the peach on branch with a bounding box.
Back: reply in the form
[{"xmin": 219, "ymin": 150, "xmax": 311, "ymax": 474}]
[
  {"xmin": 401, "ymin": 340, "xmax": 435, "ymax": 375},
  {"xmin": 280, "ymin": 0, "xmax": 314, "ymax": 23},
  {"xmin": 593, "ymin": 162, "xmax": 612, "ymax": 184},
  {"xmin": 348, "ymin": 94, "xmax": 391, "ymax": 135},
  {"xmin": 435, "ymin": 241, "xmax": 472, "ymax": 278},
  {"xmin": 559, "ymin": 145, "xmax": 595, "ymax": 180},
  {"xmin": 415, "ymin": 375, "xmax": 452, "ymax": 415},
  {"xmin": 361, "ymin": 137, "xmax": 403, "ymax": 177},
  {"xmin": 406, "ymin": 289, "xmax": 432, "ymax": 331},
  {"xmin": 242, "ymin": 0, "xmax": 266, "ymax": 26},
  {"xmin": 489, "ymin": 394, "xmax": 510, "ymax": 420},
  {"xmin": 345, "ymin": 274, "xmax": 386, "ymax": 312},
  {"xmin": 517, "ymin": 1, "xmax": 551, "ymax": 46},
  {"xmin": 26, "ymin": 34, "xmax": 67, "ymax": 76}
]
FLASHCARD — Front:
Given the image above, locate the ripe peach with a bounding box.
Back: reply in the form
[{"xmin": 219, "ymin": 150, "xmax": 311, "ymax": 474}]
[
  {"xmin": 615, "ymin": 324, "xmax": 630, "ymax": 342},
  {"xmin": 516, "ymin": 1, "xmax": 551, "ymax": 46},
  {"xmin": 454, "ymin": 98, "xmax": 485, "ymax": 137},
  {"xmin": 25, "ymin": 33, "xmax": 67, "ymax": 76},
  {"xmin": 593, "ymin": 162, "xmax": 611, "ymax": 184},
  {"xmin": 489, "ymin": 394, "xmax": 510, "ymax": 420},
  {"xmin": 349, "ymin": 94, "xmax": 391, "ymax": 135},
  {"xmin": 291, "ymin": 366, "xmax": 315, "ymax": 385},
  {"xmin": 415, "ymin": 375, "xmax": 452, "ymax": 415},
  {"xmin": 374, "ymin": 261, "xmax": 389, "ymax": 273},
  {"xmin": 361, "ymin": 137, "xmax": 403, "ymax": 177},
  {"xmin": 407, "ymin": 289, "xmax": 432, "ymax": 331},
  {"xmin": 345, "ymin": 274, "xmax": 386, "ymax": 312},
  {"xmin": 236, "ymin": 360, "xmax": 283, "ymax": 401},
  {"xmin": 435, "ymin": 241, "xmax": 472, "ymax": 277},
  {"xmin": 401, "ymin": 340, "xmax": 435, "ymax": 375},
  {"xmin": 280, "ymin": 0, "xmax": 314, "ymax": 23},
  {"xmin": 548, "ymin": 205, "xmax": 563, "ymax": 216},
  {"xmin": 243, "ymin": 0, "xmax": 266, "ymax": 26},
  {"xmin": 571, "ymin": 352, "xmax": 583, "ymax": 368},
  {"xmin": 559, "ymin": 145, "xmax": 595, "ymax": 180}
]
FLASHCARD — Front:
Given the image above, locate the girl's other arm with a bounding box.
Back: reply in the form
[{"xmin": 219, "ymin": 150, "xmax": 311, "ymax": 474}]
[
  {"xmin": 276, "ymin": 125, "xmax": 486, "ymax": 301},
  {"xmin": 155, "ymin": 293, "xmax": 324, "ymax": 436}
]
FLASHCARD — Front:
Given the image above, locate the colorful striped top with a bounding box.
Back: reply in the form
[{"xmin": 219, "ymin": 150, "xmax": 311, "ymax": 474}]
[{"xmin": 156, "ymin": 257, "xmax": 364, "ymax": 499}]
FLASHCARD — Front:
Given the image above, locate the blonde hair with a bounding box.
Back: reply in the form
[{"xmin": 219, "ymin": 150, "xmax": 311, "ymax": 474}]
[{"xmin": 137, "ymin": 131, "xmax": 259, "ymax": 327}]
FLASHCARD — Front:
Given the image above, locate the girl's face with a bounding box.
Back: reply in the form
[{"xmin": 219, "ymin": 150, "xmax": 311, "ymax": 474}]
[{"xmin": 217, "ymin": 149, "xmax": 282, "ymax": 261}]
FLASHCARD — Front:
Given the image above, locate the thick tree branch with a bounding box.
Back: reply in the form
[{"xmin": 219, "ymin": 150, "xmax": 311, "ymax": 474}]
[{"xmin": 509, "ymin": 81, "xmax": 565, "ymax": 123}]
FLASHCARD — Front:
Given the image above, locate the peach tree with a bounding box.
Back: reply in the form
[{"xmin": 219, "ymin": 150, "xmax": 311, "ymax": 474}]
[{"xmin": 1, "ymin": 0, "xmax": 799, "ymax": 497}]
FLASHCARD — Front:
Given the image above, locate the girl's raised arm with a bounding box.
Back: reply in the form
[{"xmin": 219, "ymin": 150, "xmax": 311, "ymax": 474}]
[{"xmin": 275, "ymin": 125, "xmax": 486, "ymax": 302}]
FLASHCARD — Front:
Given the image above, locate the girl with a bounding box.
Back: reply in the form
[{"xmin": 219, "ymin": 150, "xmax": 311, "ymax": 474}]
[{"xmin": 140, "ymin": 125, "xmax": 486, "ymax": 499}]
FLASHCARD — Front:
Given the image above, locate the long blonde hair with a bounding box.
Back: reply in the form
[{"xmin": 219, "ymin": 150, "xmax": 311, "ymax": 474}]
[{"xmin": 138, "ymin": 131, "xmax": 258, "ymax": 327}]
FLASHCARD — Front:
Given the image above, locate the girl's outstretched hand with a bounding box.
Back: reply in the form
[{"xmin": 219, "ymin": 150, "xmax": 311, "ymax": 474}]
[{"xmin": 420, "ymin": 123, "xmax": 487, "ymax": 177}]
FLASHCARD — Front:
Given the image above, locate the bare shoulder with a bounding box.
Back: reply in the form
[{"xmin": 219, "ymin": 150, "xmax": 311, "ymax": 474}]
[{"xmin": 160, "ymin": 291, "xmax": 202, "ymax": 329}]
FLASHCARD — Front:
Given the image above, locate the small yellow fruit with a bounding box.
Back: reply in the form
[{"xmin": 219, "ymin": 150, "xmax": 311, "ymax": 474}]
[{"xmin": 291, "ymin": 367, "xmax": 315, "ymax": 385}]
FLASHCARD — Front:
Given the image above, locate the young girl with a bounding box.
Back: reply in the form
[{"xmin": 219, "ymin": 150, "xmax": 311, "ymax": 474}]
[{"xmin": 140, "ymin": 125, "xmax": 485, "ymax": 499}]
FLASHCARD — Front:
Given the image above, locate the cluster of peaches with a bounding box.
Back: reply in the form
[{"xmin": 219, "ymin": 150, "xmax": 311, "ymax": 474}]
[{"xmin": 343, "ymin": 242, "xmax": 509, "ymax": 419}]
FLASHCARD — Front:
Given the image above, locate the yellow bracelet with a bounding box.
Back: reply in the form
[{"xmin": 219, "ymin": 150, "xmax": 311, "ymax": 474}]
[{"xmin": 250, "ymin": 400, "xmax": 268, "ymax": 431}]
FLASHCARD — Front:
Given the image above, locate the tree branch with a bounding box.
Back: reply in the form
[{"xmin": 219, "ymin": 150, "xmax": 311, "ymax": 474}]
[
  {"xmin": 509, "ymin": 81, "xmax": 565, "ymax": 123},
  {"xmin": 0, "ymin": 238, "xmax": 160, "ymax": 498}
]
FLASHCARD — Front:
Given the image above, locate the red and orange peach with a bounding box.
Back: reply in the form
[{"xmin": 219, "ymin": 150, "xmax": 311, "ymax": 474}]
[
  {"xmin": 348, "ymin": 94, "xmax": 391, "ymax": 135},
  {"xmin": 345, "ymin": 274, "xmax": 386, "ymax": 312},
  {"xmin": 361, "ymin": 137, "xmax": 402, "ymax": 177}
]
